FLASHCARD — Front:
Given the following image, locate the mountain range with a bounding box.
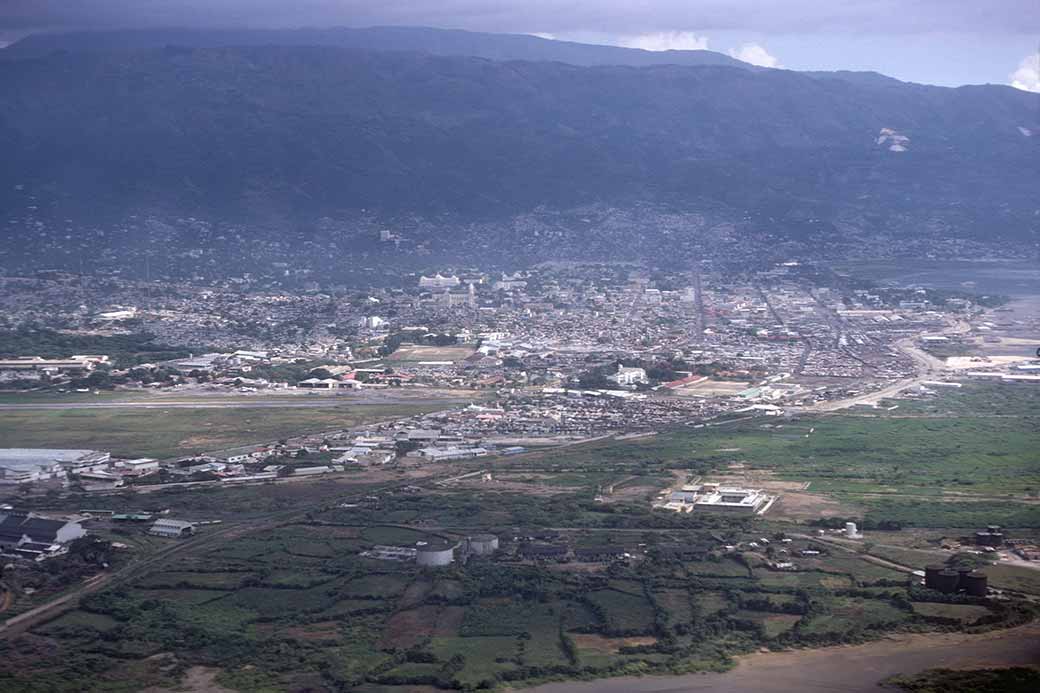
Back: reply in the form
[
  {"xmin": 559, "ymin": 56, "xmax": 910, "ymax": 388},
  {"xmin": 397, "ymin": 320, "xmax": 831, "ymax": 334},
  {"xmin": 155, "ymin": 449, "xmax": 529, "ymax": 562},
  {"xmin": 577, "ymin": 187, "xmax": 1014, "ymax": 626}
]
[
  {"xmin": 1, "ymin": 25, "xmax": 750, "ymax": 69},
  {"xmin": 0, "ymin": 27, "xmax": 1036, "ymax": 275}
]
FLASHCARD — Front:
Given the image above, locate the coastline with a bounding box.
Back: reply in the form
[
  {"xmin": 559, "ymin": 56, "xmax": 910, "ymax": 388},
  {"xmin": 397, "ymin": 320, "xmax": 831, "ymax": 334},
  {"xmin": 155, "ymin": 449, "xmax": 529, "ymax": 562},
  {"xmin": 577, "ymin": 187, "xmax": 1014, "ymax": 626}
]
[{"xmin": 519, "ymin": 621, "xmax": 1040, "ymax": 693}]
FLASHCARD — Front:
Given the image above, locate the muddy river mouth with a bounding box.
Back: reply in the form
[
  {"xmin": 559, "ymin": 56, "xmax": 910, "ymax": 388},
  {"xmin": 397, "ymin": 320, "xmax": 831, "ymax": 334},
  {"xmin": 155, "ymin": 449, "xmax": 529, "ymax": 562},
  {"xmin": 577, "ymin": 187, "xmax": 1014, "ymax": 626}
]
[{"xmin": 521, "ymin": 622, "xmax": 1040, "ymax": 693}]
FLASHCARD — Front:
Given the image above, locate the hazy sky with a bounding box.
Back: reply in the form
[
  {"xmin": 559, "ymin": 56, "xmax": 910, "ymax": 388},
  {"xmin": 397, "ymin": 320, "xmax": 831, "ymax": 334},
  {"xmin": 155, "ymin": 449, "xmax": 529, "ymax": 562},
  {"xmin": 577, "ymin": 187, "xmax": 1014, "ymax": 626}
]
[{"xmin": 1, "ymin": 1, "xmax": 1038, "ymax": 90}]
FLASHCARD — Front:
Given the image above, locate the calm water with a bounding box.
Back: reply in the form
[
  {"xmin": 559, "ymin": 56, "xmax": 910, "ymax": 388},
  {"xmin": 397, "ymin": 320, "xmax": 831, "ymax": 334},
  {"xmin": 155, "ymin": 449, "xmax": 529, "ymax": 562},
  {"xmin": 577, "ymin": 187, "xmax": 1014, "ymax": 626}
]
[{"xmin": 838, "ymin": 259, "xmax": 1040, "ymax": 299}]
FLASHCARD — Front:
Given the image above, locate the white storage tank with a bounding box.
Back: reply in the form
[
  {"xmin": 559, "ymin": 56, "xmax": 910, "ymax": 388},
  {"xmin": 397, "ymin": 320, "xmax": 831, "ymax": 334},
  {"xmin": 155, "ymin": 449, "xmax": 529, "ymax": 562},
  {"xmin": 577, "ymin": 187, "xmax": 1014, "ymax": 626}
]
[
  {"xmin": 416, "ymin": 541, "xmax": 455, "ymax": 567},
  {"xmin": 845, "ymin": 522, "xmax": 860, "ymax": 538},
  {"xmin": 468, "ymin": 533, "xmax": 499, "ymax": 556}
]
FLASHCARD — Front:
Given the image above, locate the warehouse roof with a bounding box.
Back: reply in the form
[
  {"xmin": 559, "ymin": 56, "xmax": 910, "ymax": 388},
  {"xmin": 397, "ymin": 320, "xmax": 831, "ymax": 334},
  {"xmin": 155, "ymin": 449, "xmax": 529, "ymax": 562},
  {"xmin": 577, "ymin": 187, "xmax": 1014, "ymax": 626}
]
[{"xmin": 0, "ymin": 449, "xmax": 103, "ymax": 471}]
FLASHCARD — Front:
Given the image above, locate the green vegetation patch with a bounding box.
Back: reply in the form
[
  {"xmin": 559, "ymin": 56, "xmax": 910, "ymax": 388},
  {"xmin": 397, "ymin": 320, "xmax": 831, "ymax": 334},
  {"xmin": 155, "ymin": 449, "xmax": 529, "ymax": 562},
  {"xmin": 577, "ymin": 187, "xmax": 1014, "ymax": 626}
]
[
  {"xmin": 982, "ymin": 564, "xmax": 1040, "ymax": 595},
  {"xmin": 342, "ymin": 574, "xmax": 411, "ymax": 599},
  {"xmin": 429, "ymin": 635, "xmax": 521, "ymax": 687},
  {"xmin": 733, "ymin": 610, "xmax": 801, "ymax": 638},
  {"xmin": 863, "ymin": 500, "xmax": 1040, "ymax": 529},
  {"xmin": 811, "ymin": 554, "xmax": 909, "ymax": 584},
  {"xmin": 460, "ymin": 599, "xmax": 562, "ymax": 637},
  {"xmin": 585, "ymin": 589, "xmax": 656, "ymax": 635},
  {"xmin": 692, "ymin": 590, "xmax": 732, "ymax": 616},
  {"xmin": 221, "ymin": 584, "xmax": 343, "ymax": 618},
  {"xmin": 129, "ymin": 587, "xmax": 229, "ymax": 605},
  {"xmin": 652, "ymin": 588, "xmax": 693, "ymax": 625},
  {"xmin": 800, "ymin": 596, "xmax": 909, "ymax": 637},
  {"xmin": 319, "ymin": 598, "xmax": 392, "ymax": 618},
  {"xmin": 0, "ymin": 402, "xmax": 446, "ymax": 459},
  {"xmin": 685, "ymin": 557, "xmax": 750, "ymax": 578},
  {"xmin": 885, "ymin": 667, "xmax": 1040, "ymax": 693},
  {"xmin": 136, "ymin": 570, "xmax": 253, "ymax": 590},
  {"xmin": 911, "ymin": 602, "xmax": 994, "ymax": 624},
  {"xmin": 755, "ymin": 570, "xmax": 852, "ymax": 590},
  {"xmin": 34, "ymin": 610, "xmax": 120, "ymax": 635},
  {"xmin": 361, "ymin": 525, "xmax": 443, "ymax": 546}
]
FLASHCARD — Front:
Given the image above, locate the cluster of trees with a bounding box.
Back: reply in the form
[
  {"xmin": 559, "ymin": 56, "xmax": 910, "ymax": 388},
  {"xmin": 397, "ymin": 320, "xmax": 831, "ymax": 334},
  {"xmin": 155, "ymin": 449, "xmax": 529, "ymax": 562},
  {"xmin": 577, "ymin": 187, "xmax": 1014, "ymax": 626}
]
[
  {"xmin": 576, "ymin": 357, "xmax": 729, "ymax": 390},
  {"xmin": 809, "ymin": 516, "xmax": 904, "ymax": 531},
  {"xmin": 3, "ymin": 537, "xmax": 117, "ymax": 598},
  {"xmin": 0, "ymin": 327, "xmax": 190, "ymax": 368},
  {"xmin": 378, "ymin": 330, "xmax": 459, "ymax": 357}
]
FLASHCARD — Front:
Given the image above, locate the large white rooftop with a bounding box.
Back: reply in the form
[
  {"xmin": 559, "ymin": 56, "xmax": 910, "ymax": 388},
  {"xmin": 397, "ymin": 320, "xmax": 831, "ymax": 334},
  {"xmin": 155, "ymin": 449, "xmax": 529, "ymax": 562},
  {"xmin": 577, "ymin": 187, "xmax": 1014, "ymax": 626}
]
[{"xmin": 0, "ymin": 449, "xmax": 104, "ymax": 471}]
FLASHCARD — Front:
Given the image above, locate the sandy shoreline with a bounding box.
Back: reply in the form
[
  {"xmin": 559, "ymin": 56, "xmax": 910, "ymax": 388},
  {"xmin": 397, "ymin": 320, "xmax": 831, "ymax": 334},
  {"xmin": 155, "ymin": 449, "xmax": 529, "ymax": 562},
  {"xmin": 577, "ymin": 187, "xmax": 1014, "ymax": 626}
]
[{"xmin": 521, "ymin": 621, "xmax": 1040, "ymax": 693}]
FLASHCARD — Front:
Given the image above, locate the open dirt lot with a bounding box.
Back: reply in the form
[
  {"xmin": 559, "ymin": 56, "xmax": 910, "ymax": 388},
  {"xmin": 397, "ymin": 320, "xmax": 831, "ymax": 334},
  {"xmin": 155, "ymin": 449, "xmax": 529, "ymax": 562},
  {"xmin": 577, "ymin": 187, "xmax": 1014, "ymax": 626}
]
[
  {"xmin": 671, "ymin": 380, "xmax": 750, "ymax": 396},
  {"xmin": 385, "ymin": 345, "xmax": 477, "ymax": 363}
]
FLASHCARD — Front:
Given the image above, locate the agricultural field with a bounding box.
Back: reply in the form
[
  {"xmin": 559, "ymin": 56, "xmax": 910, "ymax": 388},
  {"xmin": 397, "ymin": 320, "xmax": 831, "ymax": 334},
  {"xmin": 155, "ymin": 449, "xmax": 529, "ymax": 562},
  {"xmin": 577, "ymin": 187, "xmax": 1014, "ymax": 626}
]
[{"xmin": 6, "ymin": 504, "xmax": 1035, "ymax": 693}]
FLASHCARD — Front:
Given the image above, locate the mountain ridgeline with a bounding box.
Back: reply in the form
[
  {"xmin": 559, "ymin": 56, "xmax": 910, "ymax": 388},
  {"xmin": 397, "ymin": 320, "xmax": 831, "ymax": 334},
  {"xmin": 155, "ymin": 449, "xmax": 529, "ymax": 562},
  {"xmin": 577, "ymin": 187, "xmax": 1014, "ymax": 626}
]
[
  {"xmin": 0, "ymin": 26, "xmax": 750, "ymax": 69},
  {"xmin": 0, "ymin": 29, "xmax": 1037, "ymax": 274}
]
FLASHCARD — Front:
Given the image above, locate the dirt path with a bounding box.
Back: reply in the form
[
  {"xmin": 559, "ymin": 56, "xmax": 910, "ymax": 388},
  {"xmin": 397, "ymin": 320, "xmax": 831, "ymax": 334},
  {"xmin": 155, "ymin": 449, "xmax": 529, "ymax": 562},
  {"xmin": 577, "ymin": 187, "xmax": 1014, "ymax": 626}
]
[{"xmin": 522, "ymin": 621, "xmax": 1040, "ymax": 693}]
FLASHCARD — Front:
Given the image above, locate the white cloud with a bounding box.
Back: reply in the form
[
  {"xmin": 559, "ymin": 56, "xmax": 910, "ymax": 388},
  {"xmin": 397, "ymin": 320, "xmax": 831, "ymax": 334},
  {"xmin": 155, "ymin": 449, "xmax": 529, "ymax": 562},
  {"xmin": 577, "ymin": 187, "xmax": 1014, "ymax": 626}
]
[
  {"xmin": 530, "ymin": 32, "xmax": 556, "ymax": 40},
  {"xmin": 621, "ymin": 31, "xmax": 710, "ymax": 52},
  {"xmin": 729, "ymin": 43, "xmax": 782, "ymax": 68},
  {"xmin": 1009, "ymin": 52, "xmax": 1040, "ymax": 92}
]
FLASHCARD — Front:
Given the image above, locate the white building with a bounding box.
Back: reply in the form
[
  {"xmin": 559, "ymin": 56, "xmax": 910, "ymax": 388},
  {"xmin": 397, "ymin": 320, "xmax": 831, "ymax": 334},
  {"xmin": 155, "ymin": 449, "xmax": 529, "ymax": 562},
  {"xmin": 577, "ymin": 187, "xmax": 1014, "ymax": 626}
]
[
  {"xmin": 419, "ymin": 273, "xmax": 461, "ymax": 289},
  {"xmin": 660, "ymin": 483, "xmax": 772, "ymax": 515},
  {"xmin": 117, "ymin": 458, "xmax": 160, "ymax": 476},
  {"xmin": 0, "ymin": 449, "xmax": 109, "ymax": 484},
  {"xmin": 418, "ymin": 447, "xmax": 488, "ymax": 462},
  {"xmin": 96, "ymin": 308, "xmax": 138, "ymax": 321},
  {"xmin": 0, "ymin": 357, "xmax": 100, "ymax": 377},
  {"xmin": 610, "ymin": 365, "xmax": 648, "ymax": 387}
]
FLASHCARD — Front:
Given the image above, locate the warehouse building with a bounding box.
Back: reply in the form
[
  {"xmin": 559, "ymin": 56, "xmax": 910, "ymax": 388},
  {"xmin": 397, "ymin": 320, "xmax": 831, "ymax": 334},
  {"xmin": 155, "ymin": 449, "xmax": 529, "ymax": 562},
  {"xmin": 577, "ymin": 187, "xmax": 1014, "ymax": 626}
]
[
  {"xmin": 0, "ymin": 449, "xmax": 110, "ymax": 484},
  {"xmin": 148, "ymin": 519, "xmax": 196, "ymax": 538},
  {"xmin": 0, "ymin": 511, "xmax": 86, "ymax": 547}
]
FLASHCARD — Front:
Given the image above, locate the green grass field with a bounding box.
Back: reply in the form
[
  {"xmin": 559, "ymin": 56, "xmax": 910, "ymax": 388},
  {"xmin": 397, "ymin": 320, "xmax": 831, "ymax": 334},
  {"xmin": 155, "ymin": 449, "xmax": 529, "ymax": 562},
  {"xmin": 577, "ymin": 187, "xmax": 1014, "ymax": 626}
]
[
  {"xmin": 982, "ymin": 564, "xmax": 1040, "ymax": 595},
  {"xmin": 682, "ymin": 415, "xmax": 1039, "ymax": 497},
  {"xmin": 0, "ymin": 401, "xmax": 446, "ymax": 458},
  {"xmin": 486, "ymin": 381, "xmax": 1039, "ymax": 528},
  {"xmin": 911, "ymin": 602, "xmax": 993, "ymax": 623}
]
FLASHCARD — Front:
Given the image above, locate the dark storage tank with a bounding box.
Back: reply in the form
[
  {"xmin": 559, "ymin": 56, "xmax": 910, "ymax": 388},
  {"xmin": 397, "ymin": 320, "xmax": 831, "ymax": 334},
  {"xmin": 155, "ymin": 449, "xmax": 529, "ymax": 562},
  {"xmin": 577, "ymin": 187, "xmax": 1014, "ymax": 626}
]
[
  {"xmin": 975, "ymin": 530, "xmax": 1003, "ymax": 547},
  {"xmin": 934, "ymin": 569, "xmax": 960, "ymax": 594},
  {"xmin": 956, "ymin": 566, "xmax": 974, "ymax": 589},
  {"xmin": 963, "ymin": 571, "xmax": 988, "ymax": 597},
  {"xmin": 924, "ymin": 564, "xmax": 946, "ymax": 590}
]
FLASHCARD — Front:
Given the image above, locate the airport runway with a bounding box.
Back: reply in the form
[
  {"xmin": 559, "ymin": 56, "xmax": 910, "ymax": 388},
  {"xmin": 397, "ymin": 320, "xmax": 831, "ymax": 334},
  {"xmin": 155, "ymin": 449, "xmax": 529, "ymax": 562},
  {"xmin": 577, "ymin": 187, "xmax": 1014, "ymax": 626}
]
[{"xmin": 0, "ymin": 396, "xmax": 472, "ymax": 411}]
